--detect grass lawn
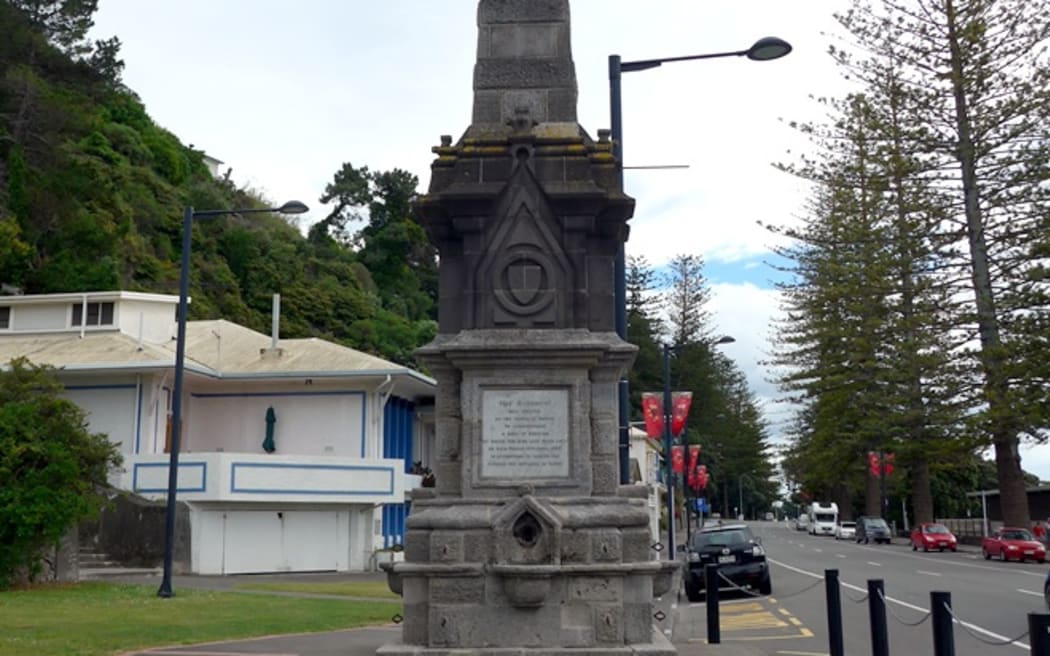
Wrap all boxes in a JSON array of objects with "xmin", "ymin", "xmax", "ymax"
[
  {"xmin": 233, "ymin": 579, "xmax": 399, "ymax": 599},
  {"xmin": 0, "ymin": 582, "xmax": 401, "ymax": 656}
]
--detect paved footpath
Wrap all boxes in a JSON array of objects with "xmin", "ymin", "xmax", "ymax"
[{"xmin": 107, "ymin": 571, "xmax": 768, "ymax": 656}]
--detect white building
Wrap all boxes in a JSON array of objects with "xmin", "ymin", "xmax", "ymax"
[{"xmin": 0, "ymin": 291, "xmax": 435, "ymax": 574}]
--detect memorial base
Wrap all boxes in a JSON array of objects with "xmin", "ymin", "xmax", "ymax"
[{"xmin": 376, "ymin": 629, "xmax": 677, "ymax": 656}]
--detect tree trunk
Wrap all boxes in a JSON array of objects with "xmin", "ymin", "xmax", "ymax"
[
  {"xmin": 911, "ymin": 460, "xmax": 934, "ymax": 524},
  {"xmin": 944, "ymin": 0, "xmax": 1030, "ymax": 527},
  {"xmin": 865, "ymin": 470, "xmax": 881, "ymax": 517}
]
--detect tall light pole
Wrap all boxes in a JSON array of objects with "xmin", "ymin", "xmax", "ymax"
[
  {"xmin": 157, "ymin": 200, "xmax": 308, "ymax": 598},
  {"xmin": 662, "ymin": 335, "xmax": 735, "ymax": 557},
  {"xmin": 610, "ymin": 37, "xmax": 793, "ymax": 485}
]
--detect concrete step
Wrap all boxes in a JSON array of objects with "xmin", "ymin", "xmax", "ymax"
[{"xmin": 79, "ymin": 566, "xmax": 162, "ymax": 580}]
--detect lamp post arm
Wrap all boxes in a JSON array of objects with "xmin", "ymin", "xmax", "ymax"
[{"xmin": 620, "ymin": 49, "xmax": 749, "ymax": 73}]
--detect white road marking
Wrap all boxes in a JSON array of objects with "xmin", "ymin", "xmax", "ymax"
[
  {"xmin": 867, "ymin": 561, "xmax": 882, "ymax": 567},
  {"xmin": 769, "ymin": 558, "xmax": 1031, "ymax": 650},
  {"xmin": 1017, "ymin": 589, "xmax": 1043, "ymax": 597},
  {"xmin": 917, "ymin": 570, "xmax": 941, "ymax": 577},
  {"xmin": 813, "ymin": 548, "xmax": 823, "ymax": 553},
  {"xmin": 835, "ymin": 554, "xmax": 846, "ymax": 559}
]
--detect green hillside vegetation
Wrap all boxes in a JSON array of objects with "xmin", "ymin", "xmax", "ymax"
[{"xmin": 0, "ymin": 0, "xmax": 436, "ymax": 365}]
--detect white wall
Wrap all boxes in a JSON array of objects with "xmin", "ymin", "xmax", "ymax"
[
  {"xmin": 11, "ymin": 304, "xmax": 68, "ymax": 331},
  {"xmin": 186, "ymin": 390, "xmax": 366, "ymax": 457},
  {"xmin": 65, "ymin": 382, "xmax": 141, "ymax": 457},
  {"xmin": 191, "ymin": 507, "xmax": 353, "ymax": 574},
  {"xmin": 116, "ymin": 300, "xmax": 176, "ymax": 344}
]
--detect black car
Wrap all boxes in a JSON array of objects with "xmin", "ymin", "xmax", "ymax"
[
  {"xmin": 683, "ymin": 524, "xmax": 771, "ymax": 602},
  {"xmin": 856, "ymin": 516, "xmax": 892, "ymax": 544}
]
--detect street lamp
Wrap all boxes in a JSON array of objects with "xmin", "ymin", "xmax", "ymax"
[
  {"xmin": 157, "ymin": 200, "xmax": 309, "ymax": 598},
  {"xmin": 662, "ymin": 335, "xmax": 735, "ymax": 558},
  {"xmin": 610, "ymin": 37, "xmax": 793, "ymax": 485}
]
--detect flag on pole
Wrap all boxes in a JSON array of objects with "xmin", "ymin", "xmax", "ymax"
[{"xmin": 641, "ymin": 392, "xmax": 663, "ymax": 438}]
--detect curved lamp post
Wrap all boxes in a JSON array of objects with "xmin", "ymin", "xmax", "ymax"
[
  {"xmin": 610, "ymin": 37, "xmax": 792, "ymax": 486},
  {"xmin": 157, "ymin": 200, "xmax": 309, "ymax": 598}
]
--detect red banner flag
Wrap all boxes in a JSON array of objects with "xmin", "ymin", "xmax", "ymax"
[
  {"xmin": 867, "ymin": 451, "xmax": 880, "ymax": 477},
  {"xmin": 641, "ymin": 392, "xmax": 663, "ymax": 438},
  {"xmin": 882, "ymin": 452, "xmax": 895, "ymax": 476},
  {"xmin": 686, "ymin": 445, "xmax": 701, "ymax": 487},
  {"xmin": 670, "ymin": 392, "xmax": 693, "ymax": 437},
  {"xmin": 868, "ymin": 451, "xmax": 895, "ymax": 477},
  {"xmin": 671, "ymin": 445, "xmax": 685, "ymax": 474},
  {"xmin": 695, "ymin": 464, "xmax": 708, "ymax": 491}
]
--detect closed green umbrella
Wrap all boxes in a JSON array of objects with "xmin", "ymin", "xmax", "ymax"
[{"xmin": 263, "ymin": 406, "xmax": 276, "ymax": 453}]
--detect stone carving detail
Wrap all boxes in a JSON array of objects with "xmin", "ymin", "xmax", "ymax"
[{"xmin": 479, "ymin": 167, "xmax": 571, "ymax": 328}]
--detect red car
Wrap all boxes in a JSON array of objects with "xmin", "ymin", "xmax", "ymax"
[
  {"xmin": 910, "ymin": 523, "xmax": 958, "ymax": 552},
  {"xmin": 981, "ymin": 527, "xmax": 1047, "ymax": 563}
]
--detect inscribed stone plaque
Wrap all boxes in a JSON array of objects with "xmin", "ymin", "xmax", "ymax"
[{"xmin": 481, "ymin": 389, "xmax": 569, "ymax": 478}]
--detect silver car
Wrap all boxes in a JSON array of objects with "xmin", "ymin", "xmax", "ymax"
[{"xmin": 835, "ymin": 521, "xmax": 856, "ymax": 540}]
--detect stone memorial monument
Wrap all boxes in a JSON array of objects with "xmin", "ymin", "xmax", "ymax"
[{"xmin": 379, "ymin": 1, "xmax": 678, "ymax": 654}]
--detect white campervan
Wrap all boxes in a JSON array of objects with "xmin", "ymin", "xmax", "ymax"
[{"xmin": 808, "ymin": 502, "xmax": 839, "ymax": 536}]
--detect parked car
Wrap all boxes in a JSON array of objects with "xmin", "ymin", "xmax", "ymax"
[
  {"xmin": 795, "ymin": 515, "xmax": 810, "ymax": 532},
  {"xmin": 835, "ymin": 521, "xmax": 856, "ymax": 541},
  {"xmin": 981, "ymin": 527, "xmax": 1046, "ymax": 563},
  {"xmin": 856, "ymin": 516, "xmax": 892, "ymax": 544},
  {"xmin": 910, "ymin": 523, "xmax": 958, "ymax": 552},
  {"xmin": 683, "ymin": 523, "xmax": 772, "ymax": 602}
]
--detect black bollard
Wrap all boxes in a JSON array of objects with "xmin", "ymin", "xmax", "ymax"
[
  {"xmin": 868, "ymin": 579, "xmax": 888, "ymax": 656},
  {"xmin": 930, "ymin": 591, "xmax": 954, "ymax": 656},
  {"xmin": 1030, "ymin": 614, "xmax": 1050, "ymax": 656},
  {"xmin": 825, "ymin": 569, "xmax": 844, "ymax": 656},
  {"xmin": 705, "ymin": 564, "xmax": 720, "ymax": 645}
]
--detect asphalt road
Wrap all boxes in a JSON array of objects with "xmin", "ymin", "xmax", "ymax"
[{"xmin": 673, "ymin": 521, "xmax": 1049, "ymax": 655}]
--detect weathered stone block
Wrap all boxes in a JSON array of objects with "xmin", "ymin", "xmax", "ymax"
[
  {"xmin": 404, "ymin": 531, "xmax": 430, "ymax": 562},
  {"xmin": 489, "ymin": 24, "xmax": 564, "ymax": 58},
  {"xmin": 478, "ymin": 0, "xmax": 569, "ymax": 24},
  {"xmin": 403, "ymin": 576, "xmax": 430, "ymax": 606},
  {"xmin": 594, "ymin": 603, "xmax": 625, "ymax": 644},
  {"xmin": 590, "ymin": 529, "xmax": 622, "ymax": 562},
  {"xmin": 463, "ymin": 530, "xmax": 492, "ymax": 562},
  {"xmin": 591, "ymin": 457, "xmax": 619, "ymax": 496},
  {"xmin": 560, "ymin": 529, "xmax": 589, "ymax": 563},
  {"xmin": 474, "ymin": 60, "xmax": 575, "ymax": 91},
  {"xmin": 430, "ymin": 532, "xmax": 465, "ymax": 563},
  {"xmin": 401, "ymin": 601, "xmax": 429, "ymax": 645},
  {"xmin": 622, "ymin": 529, "xmax": 651, "ymax": 564},
  {"xmin": 623, "ymin": 602, "xmax": 653, "ymax": 644},
  {"xmin": 430, "ymin": 576, "xmax": 485, "ymax": 603},
  {"xmin": 568, "ymin": 575, "xmax": 622, "ymax": 602}
]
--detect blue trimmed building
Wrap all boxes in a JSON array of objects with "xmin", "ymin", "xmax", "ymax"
[{"xmin": 0, "ymin": 291, "xmax": 435, "ymax": 573}]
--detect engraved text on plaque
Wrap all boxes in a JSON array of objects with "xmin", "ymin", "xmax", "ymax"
[{"xmin": 481, "ymin": 389, "xmax": 569, "ymax": 478}]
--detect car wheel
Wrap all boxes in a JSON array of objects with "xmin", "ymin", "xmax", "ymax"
[
  {"xmin": 1038, "ymin": 558, "xmax": 1045, "ymax": 564},
  {"xmin": 684, "ymin": 580, "xmax": 702, "ymax": 603},
  {"xmin": 912, "ymin": 544, "xmax": 917, "ymax": 551},
  {"xmin": 982, "ymin": 548, "xmax": 990, "ymax": 560},
  {"xmin": 923, "ymin": 545, "xmax": 929, "ymax": 552},
  {"xmin": 759, "ymin": 577, "xmax": 772, "ymax": 595},
  {"xmin": 950, "ymin": 547, "xmax": 957, "ymax": 552}
]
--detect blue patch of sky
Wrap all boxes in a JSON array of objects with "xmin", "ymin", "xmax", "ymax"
[{"xmin": 648, "ymin": 251, "xmax": 798, "ymax": 290}]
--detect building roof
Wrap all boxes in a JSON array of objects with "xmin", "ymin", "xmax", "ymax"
[{"xmin": 0, "ymin": 320, "xmax": 435, "ymax": 396}]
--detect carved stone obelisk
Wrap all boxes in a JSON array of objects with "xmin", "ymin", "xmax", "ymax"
[{"xmin": 378, "ymin": 1, "xmax": 678, "ymax": 654}]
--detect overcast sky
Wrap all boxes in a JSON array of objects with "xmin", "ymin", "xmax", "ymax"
[{"xmin": 89, "ymin": 0, "xmax": 1049, "ymax": 482}]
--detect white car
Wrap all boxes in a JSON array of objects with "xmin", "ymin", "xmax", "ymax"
[{"xmin": 835, "ymin": 521, "xmax": 857, "ymax": 541}]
